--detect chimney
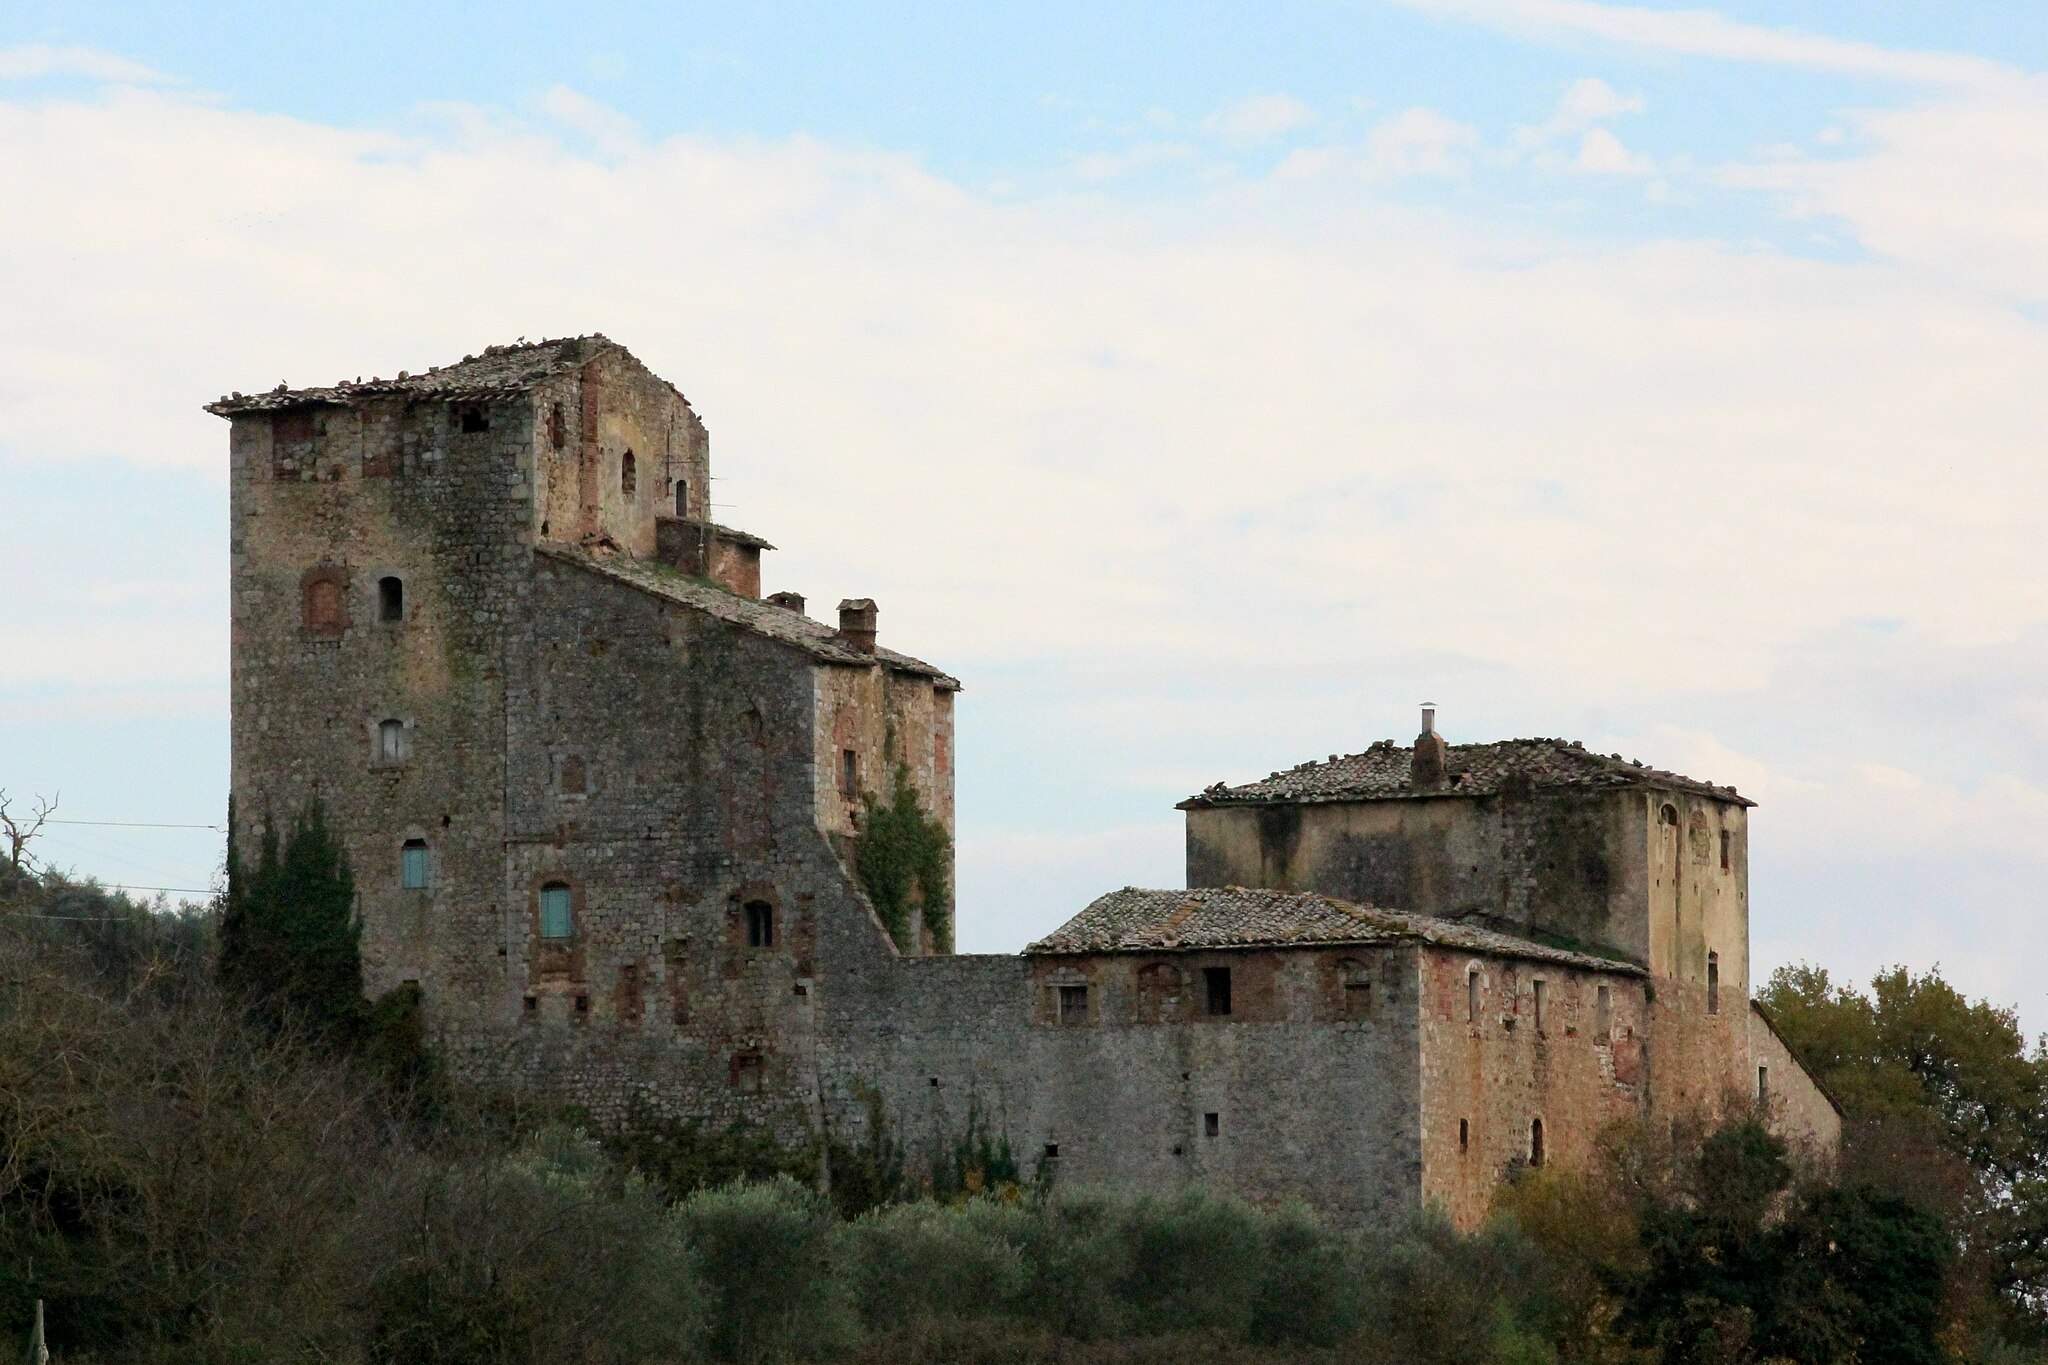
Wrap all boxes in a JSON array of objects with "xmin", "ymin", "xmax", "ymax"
[
  {"xmin": 837, "ymin": 598, "xmax": 877, "ymax": 654},
  {"xmin": 1410, "ymin": 702, "xmax": 1448, "ymax": 789},
  {"xmin": 766, "ymin": 590, "xmax": 806, "ymax": 615}
]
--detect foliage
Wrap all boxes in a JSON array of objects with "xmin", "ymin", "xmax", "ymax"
[
  {"xmin": 216, "ymin": 799, "xmax": 365, "ymax": 1045},
  {"xmin": 676, "ymin": 1176, "xmax": 858, "ymax": 1362},
  {"xmin": 603, "ymin": 1101, "xmax": 820, "ymax": 1202},
  {"xmin": 1760, "ymin": 962, "xmax": 2048, "ymax": 1342},
  {"xmin": 854, "ymin": 762, "xmax": 952, "ymax": 953}
]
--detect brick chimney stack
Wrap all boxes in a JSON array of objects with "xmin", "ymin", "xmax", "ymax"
[
  {"xmin": 766, "ymin": 591, "xmax": 806, "ymax": 615},
  {"xmin": 1410, "ymin": 703, "xmax": 1448, "ymax": 789},
  {"xmin": 837, "ymin": 598, "xmax": 877, "ymax": 654}
]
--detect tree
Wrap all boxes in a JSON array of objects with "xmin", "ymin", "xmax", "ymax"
[
  {"xmin": 217, "ymin": 800, "xmax": 366, "ymax": 1047},
  {"xmin": 0, "ymin": 790, "xmax": 55, "ymax": 874}
]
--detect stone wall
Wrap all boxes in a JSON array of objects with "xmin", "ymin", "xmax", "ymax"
[{"xmin": 1750, "ymin": 1002, "xmax": 1843, "ymax": 1158}]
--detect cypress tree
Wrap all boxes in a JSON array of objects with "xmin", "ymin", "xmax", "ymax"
[{"xmin": 217, "ymin": 800, "xmax": 365, "ymax": 1047}]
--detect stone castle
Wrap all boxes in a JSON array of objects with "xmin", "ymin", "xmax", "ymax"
[{"xmin": 214, "ymin": 336, "xmax": 1837, "ymax": 1228}]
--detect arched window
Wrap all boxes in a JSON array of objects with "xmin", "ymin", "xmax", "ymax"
[
  {"xmin": 378, "ymin": 718, "xmax": 407, "ymax": 764},
  {"xmin": 675, "ymin": 478, "xmax": 689, "ymax": 518},
  {"xmin": 400, "ymin": 839, "xmax": 428, "ymax": 889},
  {"xmin": 745, "ymin": 899, "xmax": 775, "ymax": 949},
  {"xmin": 621, "ymin": 449, "xmax": 637, "ymax": 496},
  {"xmin": 1467, "ymin": 967, "xmax": 1482, "ymax": 1024},
  {"xmin": 1660, "ymin": 802, "xmax": 1679, "ymax": 826},
  {"xmin": 1707, "ymin": 952, "xmax": 1720, "ymax": 1014},
  {"xmin": 1530, "ymin": 1118, "xmax": 1545, "ymax": 1167},
  {"xmin": 378, "ymin": 576, "xmax": 404, "ymax": 623},
  {"xmin": 540, "ymin": 882, "xmax": 574, "ymax": 939}
]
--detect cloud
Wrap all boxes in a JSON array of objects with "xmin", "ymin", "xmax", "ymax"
[
  {"xmin": 1385, "ymin": 0, "xmax": 2026, "ymax": 91},
  {"xmin": 1204, "ymin": 93, "xmax": 1316, "ymax": 143},
  {"xmin": 0, "ymin": 44, "xmax": 169, "ymax": 84},
  {"xmin": 1365, "ymin": 106, "xmax": 1481, "ymax": 175},
  {"xmin": 1512, "ymin": 77, "xmax": 1654, "ymax": 174},
  {"xmin": 1572, "ymin": 126, "xmax": 1654, "ymax": 174}
]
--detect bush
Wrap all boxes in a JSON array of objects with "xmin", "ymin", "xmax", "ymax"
[
  {"xmin": 847, "ymin": 1198, "xmax": 1026, "ymax": 1330},
  {"xmin": 678, "ymin": 1176, "xmax": 856, "ymax": 1362},
  {"xmin": 1250, "ymin": 1201, "xmax": 1366, "ymax": 1347},
  {"xmin": 1117, "ymin": 1189, "xmax": 1268, "ymax": 1338}
]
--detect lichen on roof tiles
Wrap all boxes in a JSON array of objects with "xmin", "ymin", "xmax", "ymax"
[
  {"xmin": 1179, "ymin": 737, "xmax": 1749, "ymax": 809},
  {"xmin": 1026, "ymin": 886, "xmax": 1642, "ymax": 973},
  {"xmin": 205, "ymin": 335, "xmax": 661, "ymax": 414}
]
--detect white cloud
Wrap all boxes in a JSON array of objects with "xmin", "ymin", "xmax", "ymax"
[
  {"xmin": 1365, "ymin": 106, "xmax": 1481, "ymax": 175},
  {"xmin": 1573, "ymin": 126, "xmax": 1655, "ymax": 174},
  {"xmin": 0, "ymin": 44, "xmax": 168, "ymax": 84},
  {"xmin": 1385, "ymin": 0, "xmax": 2026, "ymax": 92},
  {"xmin": 1514, "ymin": 76, "xmax": 1644, "ymax": 148},
  {"xmin": 1204, "ymin": 93, "xmax": 1316, "ymax": 143}
]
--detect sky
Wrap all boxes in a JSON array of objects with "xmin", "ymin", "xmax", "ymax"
[{"xmin": 5, "ymin": 1, "xmax": 2048, "ymax": 1028}]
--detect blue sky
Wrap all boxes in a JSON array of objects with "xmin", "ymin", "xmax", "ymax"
[{"xmin": 6, "ymin": 0, "xmax": 2048, "ymax": 1026}]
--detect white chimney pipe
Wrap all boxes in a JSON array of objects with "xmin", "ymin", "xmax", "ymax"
[{"xmin": 1421, "ymin": 704, "xmax": 1437, "ymax": 735}]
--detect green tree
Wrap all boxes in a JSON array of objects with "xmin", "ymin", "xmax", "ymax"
[{"xmin": 217, "ymin": 800, "xmax": 365, "ymax": 1047}]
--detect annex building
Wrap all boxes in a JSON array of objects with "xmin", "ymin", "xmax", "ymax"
[{"xmin": 214, "ymin": 336, "xmax": 1838, "ymax": 1229}]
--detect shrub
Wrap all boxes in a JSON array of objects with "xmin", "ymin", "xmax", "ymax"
[
  {"xmin": 678, "ymin": 1176, "xmax": 855, "ymax": 1362},
  {"xmin": 847, "ymin": 1198, "xmax": 1026, "ymax": 1330},
  {"xmin": 1249, "ymin": 1202, "xmax": 1365, "ymax": 1347},
  {"xmin": 1116, "ymin": 1189, "xmax": 1267, "ymax": 1337}
]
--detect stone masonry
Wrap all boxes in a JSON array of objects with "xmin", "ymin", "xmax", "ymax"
[{"xmin": 216, "ymin": 337, "xmax": 1837, "ymax": 1231}]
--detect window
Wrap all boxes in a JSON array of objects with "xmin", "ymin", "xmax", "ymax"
[
  {"xmin": 1596, "ymin": 984, "xmax": 1612, "ymax": 1041},
  {"xmin": 378, "ymin": 719, "xmax": 407, "ymax": 764},
  {"xmin": 1530, "ymin": 1118, "xmax": 1545, "ymax": 1167},
  {"xmin": 621, "ymin": 449, "xmax": 636, "ymax": 496},
  {"xmin": 1707, "ymin": 953, "xmax": 1720, "ymax": 1014},
  {"xmin": 745, "ymin": 899, "xmax": 775, "ymax": 949},
  {"xmin": 1044, "ymin": 1143, "xmax": 1059, "ymax": 1160},
  {"xmin": 539, "ymin": 882, "xmax": 573, "ymax": 939},
  {"xmin": 1758, "ymin": 1065, "xmax": 1770, "ymax": 1101},
  {"xmin": 303, "ymin": 573, "xmax": 346, "ymax": 636},
  {"xmin": 560, "ymin": 754, "xmax": 587, "ymax": 796},
  {"xmin": 548, "ymin": 402, "xmax": 566, "ymax": 450},
  {"xmin": 1720, "ymin": 829, "xmax": 1731, "ymax": 871},
  {"xmin": 400, "ymin": 839, "xmax": 428, "ymax": 890},
  {"xmin": 675, "ymin": 479, "xmax": 690, "ymax": 518},
  {"xmin": 1058, "ymin": 983, "xmax": 1089, "ymax": 1023},
  {"xmin": 378, "ymin": 576, "xmax": 404, "ymax": 623},
  {"xmin": 1660, "ymin": 802, "xmax": 1679, "ymax": 826},
  {"xmin": 1203, "ymin": 966, "xmax": 1233, "ymax": 1017},
  {"xmin": 1204, "ymin": 1112, "xmax": 1220, "ymax": 1137},
  {"xmin": 839, "ymin": 748, "xmax": 859, "ymax": 800},
  {"xmin": 1338, "ymin": 958, "xmax": 1373, "ymax": 1019},
  {"xmin": 1467, "ymin": 968, "xmax": 1482, "ymax": 1024},
  {"xmin": 458, "ymin": 404, "xmax": 489, "ymax": 433},
  {"xmin": 1533, "ymin": 979, "xmax": 1549, "ymax": 1033},
  {"xmin": 1459, "ymin": 1119, "xmax": 1469, "ymax": 1154},
  {"xmin": 734, "ymin": 1052, "xmax": 763, "ymax": 1093}
]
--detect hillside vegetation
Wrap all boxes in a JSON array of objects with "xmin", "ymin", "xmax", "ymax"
[{"xmin": 2, "ymin": 820, "xmax": 2043, "ymax": 1363}]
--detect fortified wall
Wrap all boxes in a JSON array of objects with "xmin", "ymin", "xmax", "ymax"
[{"xmin": 216, "ymin": 336, "xmax": 1838, "ymax": 1230}]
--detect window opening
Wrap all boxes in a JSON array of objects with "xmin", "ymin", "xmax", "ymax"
[
  {"xmin": 378, "ymin": 719, "xmax": 406, "ymax": 764},
  {"xmin": 548, "ymin": 402, "xmax": 566, "ymax": 449},
  {"xmin": 839, "ymin": 748, "xmax": 859, "ymax": 799},
  {"xmin": 1661, "ymin": 802, "xmax": 1679, "ymax": 826},
  {"xmin": 400, "ymin": 839, "xmax": 428, "ymax": 890},
  {"xmin": 458, "ymin": 404, "xmax": 489, "ymax": 433},
  {"xmin": 745, "ymin": 899, "xmax": 776, "ymax": 949},
  {"xmin": 621, "ymin": 449, "xmax": 636, "ymax": 496},
  {"xmin": 1338, "ymin": 958, "xmax": 1372, "ymax": 1018},
  {"xmin": 1467, "ymin": 968, "xmax": 1482, "ymax": 1024},
  {"xmin": 1044, "ymin": 1143, "xmax": 1059, "ymax": 1160},
  {"xmin": 1203, "ymin": 966, "xmax": 1233, "ymax": 1016},
  {"xmin": 523, "ymin": 994, "xmax": 537, "ymax": 1013},
  {"xmin": 377, "ymin": 576, "xmax": 404, "ymax": 623},
  {"xmin": 734, "ymin": 1052, "xmax": 763, "ymax": 1093},
  {"xmin": 1707, "ymin": 953, "xmax": 1720, "ymax": 1014},
  {"xmin": 1758, "ymin": 1065, "xmax": 1769, "ymax": 1100},
  {"xmin": 574, "ymin": 993, "xmax": 589, "ymax": 1015},
  {"xmin": 304, "ymin": 576, "xmax": 345, "ymax": 634},
  {"xmin": 1204, "ymin": 1112, "xmax": 1220, "ymax": 1138},
  {"xmin": 1459, "ymin": 1119, "xmax": 1469, "ymax": 1154},
  {"xmin": 539, "ymin": 882, "xmax": 573, "ymax": 939},
  {"xmin": 675, "ymin": 479, "xmax": 690, "ymax": 518},
  {"xmin": 1058, "ymin": 983, "xmax": 1089, "ymax": 1023},
  {"xmin": 1596, "ymin": 984, "xmax": 1612, "ymax": 1041},
  {"xmin": 1530, "ymin": 1119, "xmax": 1545, "ymax": 1167},
  {"xmin": 560, "ymin": 754, "xmax": 587, "ymax": 796},
  {"xmin": 1533, "ymin": 978, "xmax": 1548, "ymax": 1033},
  {"xmin": 1720, "ymin": 829, "xmax": 1732, "ymax": 871}
]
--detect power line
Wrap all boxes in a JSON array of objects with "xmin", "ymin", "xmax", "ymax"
[{"xmin": 46, "ymin": 819, "xmax": 225, "ymax": 832}]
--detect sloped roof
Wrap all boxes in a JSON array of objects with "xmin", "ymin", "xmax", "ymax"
[
  {"xmin": 1181, "ymin": 737, "xmax": 1750, "ymax": 809},
  {"xmin": 205, "ymin": 335, "xmax": 653, "ymax": 415},
  {"xmin": 540, "ymin": 544, "xmax": 959, "ymax": 688},
  {"xmin": 1027, "ymin": 886, "xmax": 1642, "ymax": 973}
]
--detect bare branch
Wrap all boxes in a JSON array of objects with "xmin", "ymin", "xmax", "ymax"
[{"xmin": 0, "ymin": 790, "xmax": 57, "ymax": 874}]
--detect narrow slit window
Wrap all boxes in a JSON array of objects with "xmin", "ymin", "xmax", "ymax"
[
  {"xmin": 1533, "ymin": 978, "xmax": 1548, "ymax": 1033},
  {"xmin": 377, "ymin": 576, "xmax": 404, "ymax": 623},
  {"xmin": 1459, "ymin": 1119, "xmax": 1469, "ymax": 1154},
  {"xmin": 1530, "ymin": 1118, "xmax": 1545, "ymax": 1167},
  {"xmin": 621, "ymin": 449, "xmax": 637, "ymax": 496},
  {"xmin": 1596, "ymin": 984, "xmax": 1612, "ymax": 1041},
  {"xmin": 839, "ymin": 748, "xmax": 859, "ymax": 799},
  {"xmin": 1758, "ymin": 1065, "xmax": 1769, "ymax": 1100},
  {"xmin": 539, "ymin": 882, "xmax": 573, "ymax": 939},
  {"xmin": 1204, "ymin": 1112, "xmax": 1220, "ymax": 1138},
  {"xmin": 1707, "ymin": 953, "xmax": 1720, "ymax": 1014},
  {"xmin": 1058, "ymin": 983, "xmax": 1089, "ymax": 1023},
  {"xmin": 1203, "ymin": 966, "xmax": 1233, "ymax": 1017},
  {"xmin": 675, "ymin": 478, "xmax": 690, "ymax": 518},
  {"xmin": 1467, "ymin": 968, "xmax": 1482, "ymax": 1024},
  {"xmin": 400, "ymin": 839, "xmax": 428, "ymax": 889},
  {"xmin": 1720, "ymin": 829, "xmax": 1732, "ymax": 871},
  {"xmin": 745, "ymin": 899, "xmax": 775, "ymax": 949}
]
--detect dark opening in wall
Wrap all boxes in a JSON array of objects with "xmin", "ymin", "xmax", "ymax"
[
  {"xmin": 523, "ymin": 995, "xmax": 537, "ymax": 1014},
  {"xmin": 1596, "ymin": 983, "xmax": 1612, "ymax": 1041},
  {"xmin": 1058, "ymin": 983, "xmax": 1089, "ymax": 1023},
  {"xmin": 1459, "ymin": 1119, "xmax": 1469, "ymax": 1154},
  {"xmin": 1533, "ymin": 978, "xmax": 1548, "ymax": 1033},
  {"xmin": 1204, "ymin": 1112, "xmax": 1220, "ymax": 1138},
  {"xmin": 574, "ymin": 993, "xmax": 589, "ymax": 1015},
  {"xmin": 458, "ymin": 404, "xmax": 489, "ymax": 433},
  {"xmin": 1203, "ymin": 966, "xmax": 1232, "ymax": 1017},
  {"xmin": 1707, "ymin": 952, "xmax": 1720, "ymax": 1014},
  {"xmin": 1720, "ymin": 829, "xmax": 1732, "ymax": 871},
  {"xmin": 675, "ymin": 479, "xmax": 690, "ymax": 518},
  {"xmin": 1759, "ymin": 1065, "xmax": 1769, "ymax": 1100},
  {"xmin": 839, "ymin": 748, "xmax": 859, "ymax": 799},
  {"xmin": 745, "ymin": 900, "xmax": 776, "ymax": 949},
  {"xmin": 1044, "ymin": 1143, "xmax": 1059, "ymax": 1160},
  {"xmin": 378, "ymin": 576, "xmax": 404, "ymax": 623},
  {"xmin": 621, "ymin": 449, "xmax": 636, "ymax": 496},
  {"xmin": 1467, "ymin": 968, "xmax": 1482, "ymax": 1024},
  {"xmin": 1661, "ymin": 802, "xmax": 1679, "ymax": 826},
  {"xmin": 1530, "ymin": 1118, "xmax": 1545, "ymax": 1167}
]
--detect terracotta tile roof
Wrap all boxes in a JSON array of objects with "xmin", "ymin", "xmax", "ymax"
[
  {"xmin": 540, "ymin": 544, "xmax": 959, "ymax": 688},
  {"xmin": 1180, "ymin": 738, "xmax": 1750, "ymax": 809},
  {"xmin": 1026, "ymin": 886, "xmax": 1642, "ymax": 973},
  {"xmin": 205, "ymin": 335, "xmax": 654, "ymax": 415}
]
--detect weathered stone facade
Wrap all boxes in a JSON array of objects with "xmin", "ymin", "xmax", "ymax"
[{"xmin": 217, "ymin": 337, "xmax": 1836, "ymax": 1232}]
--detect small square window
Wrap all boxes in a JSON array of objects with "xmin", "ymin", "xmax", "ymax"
[
  {"xmin": 1204, "ymin": 1112, "xmax": 1220, "ymax": 1137},
  {"xmin": 1058, "ymin": 983, "xmax": 1089, "ymax": 1023}
]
